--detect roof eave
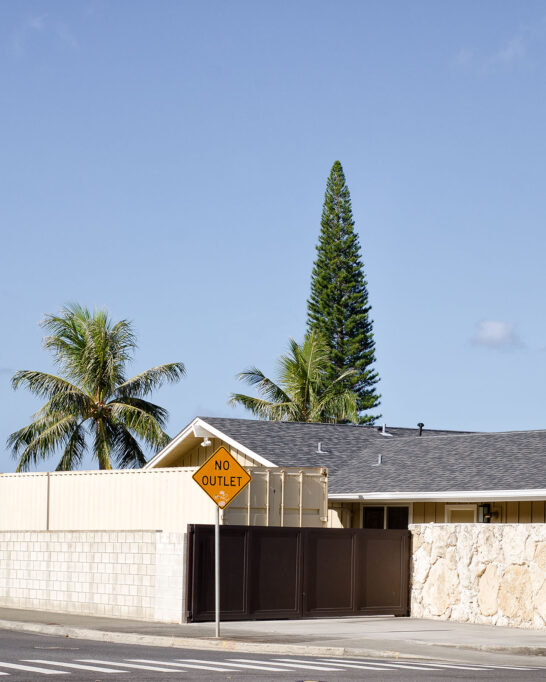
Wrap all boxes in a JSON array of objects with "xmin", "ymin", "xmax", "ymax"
[
  {"xmin": 328, "ymin": 489, "xmax": 546, "ymax": 502},
  {"xmin": 144, "ymin": 417, "xmax": 277, "ymax": 469}
]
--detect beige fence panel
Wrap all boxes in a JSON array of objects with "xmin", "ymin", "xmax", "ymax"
[
  {"xmin": 0, "ymin": 467, "xmax": 327, "ymax": 532},
  {"xmin": 0, "ymin": 473, "xmax": 48, "ymax": 530},
  {"xmin": 224, "ymin": 468, "xmax": 328, "ymax": 527},
  {"xmin": 48, "ymin": 468, "xmax": 216, "ymax": 532}
]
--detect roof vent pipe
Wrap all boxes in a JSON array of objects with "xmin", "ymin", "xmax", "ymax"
[
  {"xmin": 378, "ymin": 423, "xmax": 393, "ymax": 437},
  {"xmin": 417, "ymin": 423, "xmax": 424, "ymax": 437},
  {"xmin": 316, "ymin": 442, "xmax": 328, "ymax": 454}
]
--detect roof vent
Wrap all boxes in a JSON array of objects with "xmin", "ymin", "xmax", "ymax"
[
  {"xmin": 372, "ymin": 454, "xmax": 382, "ymax": 466},
  {"xmin": 316, "ymin": 442, "xmax": 328, "ymax": 454},
  {"xmin": 417, "ymin": 422, "xmax": 424, "ymax": 437},
  {"xmin": 378, "ymin": 423, "xmax": 393, "ymax": 437}
]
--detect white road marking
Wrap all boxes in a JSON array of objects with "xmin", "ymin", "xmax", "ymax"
[
  {"xmin": 24, "ymin": 659, "xmax": 128, "ymax": 673},
  {"xmin": 320, "ymin": 657, "xmax": 494, "ymax": 672},
  {"xmin": 78, "ymin": 659, "xmax": 180, "ymax": 672},
  {"xmin": 129, "ymin": 658, "xmax": 232, "ymax": 672},
  {"xmin": 279, "ymin": 656, "xmax": 445, "ymax": 672},
  {"xmin": 320, "ymin": 657, "xmax": 543, "ymax": 672},
  {"xmin": 230, "ymin": 657, "xmax": 345, "ymax": 671},
  {"xmin": 0, "ymin": 662, "xmax": 69, "ymax": 675},
  {"xmin": 176, "ymin": 657, "xmax": 295, "ymax": 672}
]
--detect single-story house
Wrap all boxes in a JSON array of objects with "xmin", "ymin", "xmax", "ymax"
[{"xmin": 145, "ymin": 417, "xmax": 546, "ymax": 528}]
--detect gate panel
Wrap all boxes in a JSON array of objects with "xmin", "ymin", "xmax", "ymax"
[
  {"xmin": 187, "ymin": 525, "xmax": 409, "ymax": 622},
  {"xmin": 355, "ymin": 529, "xmax": 409, "ymax": 615},
  {"xmin": 189, "ymin": 525, "xmax": 248, "ymax": 621},
  {"xmin": 303, "ymin": 529, "xmax": 355, "ymax": 617},
  {"xmin": 248, "ymin": 527, "xmax": 302, "ymax": 618}
]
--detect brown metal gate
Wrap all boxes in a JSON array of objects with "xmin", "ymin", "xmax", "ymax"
[{"xmin": 186, "ymin": 525, "xmax": 409, "ymax": 622}]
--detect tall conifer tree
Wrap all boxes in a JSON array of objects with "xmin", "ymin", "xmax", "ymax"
[{"xmin": 307, "ymin": 161, "xmax": 380, "ymax": 423}]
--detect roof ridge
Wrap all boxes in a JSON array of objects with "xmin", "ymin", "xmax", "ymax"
[
  {"xmin": 199, "ymin": 417, "xmax": 472, "ymax": 432},
  {"xmin": 396, "ymin": 428, "xmax": 546, "ymax": 442}
]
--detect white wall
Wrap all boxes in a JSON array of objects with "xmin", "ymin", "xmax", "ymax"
[{"xmin": 0, "ymin": 531, "xmax": 185, "ymax": 623}]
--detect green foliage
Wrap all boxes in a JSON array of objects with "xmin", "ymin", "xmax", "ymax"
[
  {"xmin": 7, "ymin": 304, "xmax": 185, "ymax": 471},
  {"xmin": 230, "ymin": 331, "xmax": 358, "ymax": 423},
  {"xmin": 307, "ymin": 161, "xmax": 380, "ymax": 423}
]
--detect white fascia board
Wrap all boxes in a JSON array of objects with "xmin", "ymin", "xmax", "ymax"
[
  {"xmin": 198, "ymin": 419, "xmax": 277, "ymax": 468},
  {"xmin": 328, "ymin": 489, "xmax": 546, "ymax": 503},
  {"xmin": 143, "ymin": 417, "xmax": 277, "ymax": 469}
]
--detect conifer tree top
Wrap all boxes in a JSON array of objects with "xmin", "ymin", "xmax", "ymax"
[{"xmin": 307, "ymin": 161, "xmax": 380, "ymax": 424}]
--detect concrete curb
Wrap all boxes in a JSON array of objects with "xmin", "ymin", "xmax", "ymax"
[
  {"xmin": 1, "ymin": 618, "xmax": 545, "ymax": 661},
  {"xmin": 411, "ymin": 639, "xmax": 546, "ymax": 658},
  {"xmin": 0, "ymin": 619, "xmax": 441, "ymax": 662}
]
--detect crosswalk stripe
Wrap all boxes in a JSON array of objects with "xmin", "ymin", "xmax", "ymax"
[
  {"xmin": 0, "ymin": 662, "xmax": 69, "ymax": 675},
  {"xmin": 319, "ymin": 657, "xmax": 493, "ymax": 672},
  {"xmin": 129, "ymin": 659, "xmax": 232, "ymax": 672},
  {"xmin": 318, "ymin": 660, "xmax": 422, "ymax": 671},
  {"xmin": 24, "ymin": 659, "xmax": 128, "ymax": 673},
  {"xmin": 320, "ymin": 657, "xmax": 542, "ymax": 672},
  {"xmin": 175, "ymin": 658, "xmax": 295, "ymax": 672},
  {"xmin": 280, "ymin": 657, "xmax": 444, "ymax": 672},
  {"xmin": 230, "ymin": 657, "xmax": 345, "ymax": 671},
  {"xmin": 486, "ymin": 664, "xmax": 544, "ymax": 670},
  {"xmin": 382, "ymin": 661, "xmax": 499, "ymax": 671},
  {"xmin": 78, "ymin": 659, "xmax": 181, "ymax": 672}
]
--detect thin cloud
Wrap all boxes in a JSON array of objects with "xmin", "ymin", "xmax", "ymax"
[
  {"xmin": 454, "ymin": 28, "xmax": 530, "ymax": 73},
  {"xmin": 471, "ymin": 320, "xmax": 523, "ymax": 350},
  {"xmin": 9, "ymin": 14, "xmax": 78, "ymax": 56},
  {"xmin": 10, "ymin": 14, "xmax": 46, "ymax": 56}
]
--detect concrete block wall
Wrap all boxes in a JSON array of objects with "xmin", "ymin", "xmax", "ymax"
[
  {"xmin": 0, "ymin": 531, "xmax": 185, "ymax": 623},
  {"xmin": 410, "ymin": 523, "xmax": 546, "ymax": 629}
]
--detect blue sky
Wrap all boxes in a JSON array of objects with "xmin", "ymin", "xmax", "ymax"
[{"xmin": 1, "ymin": 1, "xmax": 546, "ymax": 471}]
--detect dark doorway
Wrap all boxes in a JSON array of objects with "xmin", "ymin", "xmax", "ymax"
[{"xmin": 186, "ymin": 525, "xmax": 410, "ymax": 622}]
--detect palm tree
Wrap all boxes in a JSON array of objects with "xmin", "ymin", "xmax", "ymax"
[
  {"xmin": 8, "ymin": 304, "xmax": 185, "ymax": 471},
  {"xmin": 229, "ymin": 331, "xmax": 358, "ymax": 423}
]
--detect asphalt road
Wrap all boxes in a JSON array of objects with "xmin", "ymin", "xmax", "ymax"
[{"xmin": 0, "ymin": 630, "xmax": 544, "ymax": 682}]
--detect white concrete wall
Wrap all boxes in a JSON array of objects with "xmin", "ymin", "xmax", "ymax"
[
  {"xmin": 410, "ymin": 523, "xmax": 546, "ymax": 629},
  {"xmin": 0, "ymin": 531, "xmax": 185, "ymax": 623}
]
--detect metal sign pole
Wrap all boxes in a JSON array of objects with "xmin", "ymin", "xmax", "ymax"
[{"xmin": 215, "ymin": 504, "xmax": 220, "ymax": 638}]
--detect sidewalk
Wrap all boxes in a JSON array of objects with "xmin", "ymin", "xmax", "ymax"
[{"xmin": 0, "ymin": 607, "xmax": 545, "ymax": 667}]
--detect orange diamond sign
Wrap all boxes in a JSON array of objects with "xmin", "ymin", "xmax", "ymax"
[{"xmin": 192, "ymin": 446, "xmax": 252, "ymax": 509}]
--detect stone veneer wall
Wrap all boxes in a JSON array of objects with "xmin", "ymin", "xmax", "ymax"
[
  {"xmin": 0, "ymin": 531, "xmax": 185, "ymax": 623},
  {"xmin": 410, "ymin": 524, "xmax": 546, "ymax": 629}
]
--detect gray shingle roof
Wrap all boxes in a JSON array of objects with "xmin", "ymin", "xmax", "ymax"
[
  {"xmin": 199, "ymin": 417, "xmax": 546, "ymax": 494},
  {"xmin": 328, "ymin": 429, "xmax": 546, "ymax": 494}
]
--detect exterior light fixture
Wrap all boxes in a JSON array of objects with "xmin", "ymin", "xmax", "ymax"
[{"xmin": 478, "ymin": 503, "xmax": 497, "ymax": 523}]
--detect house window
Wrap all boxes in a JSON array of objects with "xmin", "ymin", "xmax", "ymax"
[
  {"xmin": 362, "ymin": 505, "xmax": 410, "ymax": 529},
  {"xmin": 363, "ymin": 506, "xmax": 384, "ymax": 529},
  {"xmin": 445, "ymin": 504, "xmax": 477, "ymax": 523}
]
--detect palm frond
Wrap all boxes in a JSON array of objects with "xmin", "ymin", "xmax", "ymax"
[
  {"xmin": 10, "ymin": 415, "xmax": 80, "ymax": 472},
  {"xmin": 229, "ymin": 393, "xmax": 298, "ymax": 421},
  {"xmin": 116, "ymin": 363, "xmax": 186, "ymax": 398},
  {"xmin": 108, "ymin": 396, "xmax": 169, "ymax": 427},
  {"xmin": 112, "ymin": 427, "xmax": 147, "ymax": 469},
  {"xmin": 11, "ymin": 371, "xmax": 87, "ymax": 400},
  {"xmin": 109, "ymin": 401, "xmax": 171, "ymax": 449},
  {"xmin": 235, "ymin": 368, "xmax": 291, "ymax": 406},
  {"xmin": 55, "ymin": 423, "xmax": 87, "ymax": 471},
  {"xmin": 232, "ymin": 330, "xmax": 358, "ymax": 424}
]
